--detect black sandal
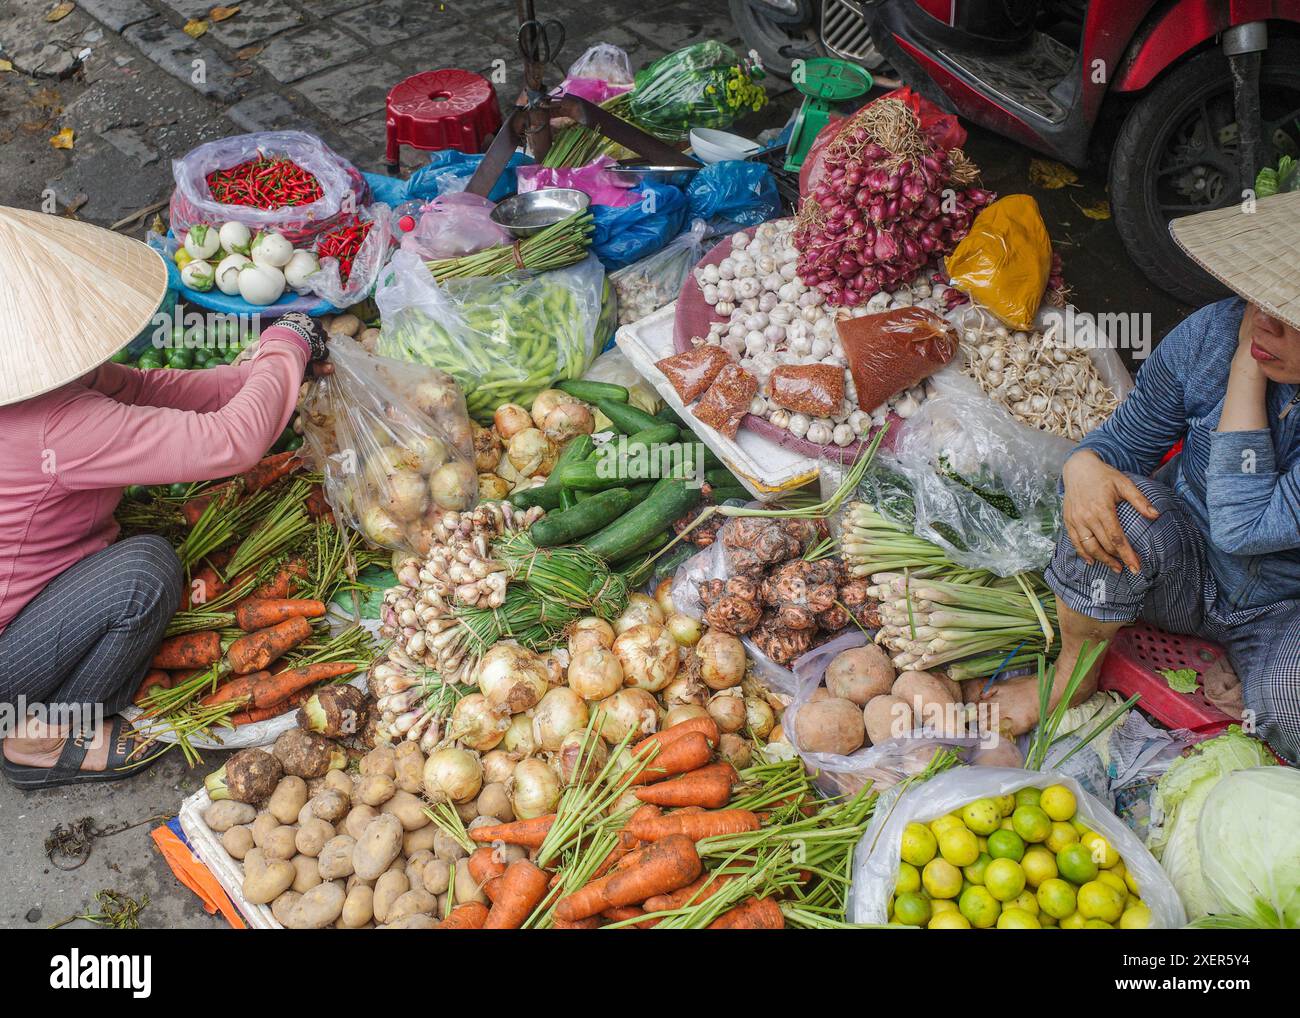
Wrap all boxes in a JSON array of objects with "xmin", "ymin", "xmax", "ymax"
[{"xmin": 1, "ymin": 717, "xmax": 160, "ymax": 791}]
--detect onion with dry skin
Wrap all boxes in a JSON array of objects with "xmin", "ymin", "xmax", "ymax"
[
  {"xmin": 502, "ymin": 713, "xmax": 537, "ymax": 756},
  {"xmin": 555, "ymin": 729, "xmax": 607, "ymax": 784},
  {"xmin": 566, "ymin": 646, "xmax": 624, "ymax": 700},
  {"xmin": 448, "ymin": 693, "xmax": 507, "ymax": 752},
  {"xmin": 613, "ymin": 624, "xmax": 678, "ymax": 692},
  {"xmin": 664, "ymin": 704, "xmax": 710, "ymax": 728},
  {"xmin": 531, "ymin": 687, "xmax": 589, "ymax": 752},
  {"xmin": 744, "ymin": 697, "xmax": 775, "ymax": 739},
  {"xmin": 654, "ymin": 578, "xmax": 675, "ymax": 616},
  {"xmin": 476, "ymin": 642, "xmax": 549, "ymax": 715},
  {"xmin": 568, "ymin": 617, "xmax": 615, "ymax": 655},
  {"xmin": 480, "ymin": 749, "xmax": 518, "ymax": 785},
  {"xmin": 707, "ymin": 689, "xmax": 747, "ymax": 733},
  {"xmin": 664, "ymin": 613, "xmax": 703, "ymax": 647},
  {"xmin": 530, "ymin": 389, "xmax": 576, "ymax": 429},
  {"xmin": 507, "ymin": 429, "xmax": 558, "ymax": 476},
  {"xmin": 695, "ymin": 631, "xmax": 746, "ymax": 690},
  {"xmin": 423, "ymin": 747, "xmax": 482, "ymax": 804},
  {"xmin": 543, "ymin": 402, "xmax": 594, "ymax": 443},
  {"xmin": 494, "ymin": 403, "xmax": 532, "ymax": 440},
  {"xmin": 509, "ymin": 757, "xmax": 560, "ymax": 819},
  {"xmin": 615, "ymin": 593, "xmax": 664, "ymax": 634},
  {"xmin": 596, "ymin": 688, "xmax": 659, "ymax": 743},
  {"xmin": 428, "ymin": 461, "xmax": 476, "ymax": 511}
]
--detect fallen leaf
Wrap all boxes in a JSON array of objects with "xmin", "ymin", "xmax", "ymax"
[
  {"xmin": 1159, "ymin": 667, "xmax": 1198, "ymax": 694},
  {"xmin": 183, "ymin": 18, "xmax": 208, "ymax": 37},
  {"xmin": 62, "ymin": 193, "xmax": 88, "ymax": 216},
  {"xmin": 149, "ymin": 213, "xmax": 167, "ymax": 235},
  {"xmin": 0, "ymin": 59, "xmax": 13, "ymax": 72},
  {"xmin": 209, "ymin": 5, "xmax": 240, "ymax": 21},
  {"xmin": 31, "ymin": 88, "xmax": 63, "ymax": 109},
  {"xmin": 232, "ymin": 65, "xmax": 254, "ymax": 78},
  {"xmin": 46, "ymin": 1, "xmax": 75, "ymax": 22},
  {"xmin": 235, "ymin": 44, "xmax": 262, "ymax": 60},
  {"xmin": 49, "ymin": 126, "xmax": 75, "ymax": 149},
  {"xmin": 1075, "ymin": 198, "xmax": 1111, "ymax": 220},
  {"xmin": 1028, "ymin": 158, "xmax": 1079, "ymax": 190}
]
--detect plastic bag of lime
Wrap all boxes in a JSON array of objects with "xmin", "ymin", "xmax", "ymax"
[{"xmin": 850, "ymin": 768, "xmax": 1186, "ymax": 928}]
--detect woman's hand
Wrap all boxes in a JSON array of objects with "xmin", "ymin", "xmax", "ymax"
[{"xmin": 1061, "ymin": 450, "xmax": 1159, "ymax": 574}]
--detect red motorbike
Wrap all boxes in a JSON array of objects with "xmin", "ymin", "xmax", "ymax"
[{"xmin": 732, "ymin": 0, "xmax": 1300, "ymax": 304}]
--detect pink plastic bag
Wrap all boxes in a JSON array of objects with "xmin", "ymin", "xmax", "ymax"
[
  {"xmin": 555, "ymin": 77, "xmax": 632, "ymax": 104},
  {"xmin": 515, "ymin": 156, "xmax": 638, "ymax": 208},
  {"xmin": 398, "ymin": 193, "xmax": 511, "ymax": 261}
]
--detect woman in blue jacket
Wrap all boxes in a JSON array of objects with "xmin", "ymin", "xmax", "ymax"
[{"xmin": 983, "ymin": 194, "xmax": 1300, "ymax": 764}]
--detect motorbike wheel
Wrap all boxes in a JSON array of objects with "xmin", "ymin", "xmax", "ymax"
[
  {"xmin": 1110, "ymin": 40, "xmax": 1300, "ymax": 306},
  {"xmin": 729, "ymin": 0, "xmax": 824, "ymax": 80}
]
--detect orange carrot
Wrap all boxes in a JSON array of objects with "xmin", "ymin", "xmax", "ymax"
[
  {"xmin": 483, "ymin": 876, "xmax": 503, "ymax": 903},
  {"xmin": 234, "ymin": 597, "xmax": 327, "ymax": 631},
  {"xmin": 226, "ymin": 616, "xmax": 314, "ymax": 674},
  {"xmin": 553, "ymin": 915, "xmax": 602, "ymax": 929},
  {"xmin": 555, "ymin": 834, "xmax": 701, "ymax": 921},
  {"xmin": 468, "ymin": 815, "xmax": 556, "ymax": 849},
  {"xmin": 202, "ymin": 661, "xmax": 358, "ymax": 709},
  {"xmin": 708, "ymin": 896, "xmax": 784, "ymax": 929},
  {"xmin": 634, "ymin": 716, "xmax": 719, "ymax": 757},
  {"xmin": 601, "ymin": 905, "xmax": 656, "ymax": 928},
  {"xmin": 467, "ymin": 846, "xmax": 507, "ymax": 888},
  {"xmin": 133, "ymin": 669, "xmax": 172, "ymax": 707},
  {"xmin": 151, "ymin": 630, "xmax": 222, "ymax": 670},
  {"xmin": 435, "ymin": 901, "xmax": 489, "ymax": 930},
  {"xmin": 250, "ymin": 558, "xmax": 310, "ymax": 600},
  {"xmin": 305, "ymin": 483, "xmax": 332, "ymax": 520},
  {"xmin": 181, "ymin": 484, "xmax": 235, "ymax": 528},
  {"xmin": 635, "ymin": 762, "xmax": 737, "ymax": 808},
  {"xmin": 643, "ymin": 871, "xmax": 735, "ymax": 913},
  {"xmin": 229, "ymin": 688, "xmax": 313, "ymax": 726},
  {"xmin": 631, "ymin": 731, "xmax": 713, "ymax": 785},
  {"xmin": 240, "ymin": 450, "xmax": 300, "ymax": 494},
  {"xmin": 626, "ymin": 808, "xmax": 760, "ymax": 843},
  {"xmin": 483, "ymin": 860, "xmax": 550, "ymax": 929},
  {"xmin": 587, "ymin": 805, "xmax": 659, "ymax": 882},
  {"xmin": 180, "ymin": 565, "xmax": 229, "ymax": 611}
]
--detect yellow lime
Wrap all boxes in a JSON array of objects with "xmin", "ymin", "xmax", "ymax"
[
  {"xmin": 1009, "ymin": 890, "xmax": 1040, "ymax": 916},
  {"xmin": 1124, "ymin": 869, "xmax": 1141, "ymax": 896},
  {"xmin": 960, "ymin": 798, "xmax": 1002, "ymax": 835},
  {"xmin": 893, "ymin": 891, "xmax": 932, "ymax": 926},
  {"xmin": 1070, "ymin": 817, "xmax": 1092, "ymax": 836},
  {"xmin": 931, "ymin": 898, "xmax": 958, "ymax": 915},
  {"xmin": 999, "ymin": 817, "xmax": 1016, "ymax": 831},
  {"xmin": 1012, "ymin": 804, "xmax": 1052, "ymax": 843},
  {"xmin": 1036, "ymin": 878, "xmax": 1077, "ymax": 919},
  {"xmin": 1110, "ymin": 858, "xmax": 1128, "ymax": 881},
  {"xmin": 901, "ymin": 822, "xmax": 938, "ymax": 866},
  {"xmin": 977, "ymin": 836, "xmax": 989, "ymax": 853},
  {"xmin": 1081, "ymin": 830, "xmax": 1120, "ymax": 868},
  {"xmin": 1015, "ymin": 786, "xmax": 1043, "ymax": 809},
  {"xmin": 995, "ymin": 794, "xmax": 1016, "ymax": 817},
  {"xmin": 1097, "ymin": 870, "xmax": 1127, "ymax": 895},
  {"xmin": 1040, "ymin": 784, "xmax": 1077, "ymax": 822},
  {"xmin": 997, "ymin": 907, "xmax": 1041, "ymax": 929},
  {"xmin": 929, "ymin": 814, "xmax": 964, "ymax": 839},
  {"xmin": 928, "ymin": 911, "xmax": 972, "ymax": 929},
  {"xmin": 1060, "ymin": 911, "xmax": 1087, "ymax": 930},
  {"xmin": 1022, "ymin": 846, "xmax": 1058, "ymax": 888},
  {"xmin": 938, "ymin": 827, "xmax": 980, "ymax": 867},
  {"xmin": 985, "ymin": 858, "xmax": 1027, "ymax": 902},
  {"xmin": 1057, "ymin": 843, "xmax": 1099, "ymax": 885},
  {"xmin": 923, "ymin": 858, "xmax": 964, "ymax": 899},
  {"xmin": 963, "ymin": 852, "xmax": 993, "ymax": 886},
  {"xmin": 1046, "ymin": 822, "xmax": 1079, "ymax": 854},
  {"xmin": 174, "ymin": 248, "xmax": 194, "ymax": 269},
  {"xmin": 896, "ymin": 862, "xmax": 921, "ymax": 894},
  {"xmin": 1120, "ymin": 903, "xmax": 1152, "ymax": 929},
  {"xmin": 959, "ymin": 885, "xmax": 1001, "ymax": 929},
  {"xmin": 1039, "ymin": 913, "xmax": 1058, "ymax": 927},
  {"xmin": 1078, "ymin": 880, "xmax": 1125, "ymax": 923},
  {"xmin": 987, "ymin": 829, "xmax": 1026, "ymax": 861},
  {"xmin": 1084, "ymin": 919, "xmax": 1113, "ymax": 929}
]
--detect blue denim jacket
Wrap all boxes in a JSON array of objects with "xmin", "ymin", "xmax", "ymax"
[{"xmin": 1076, "ymin": 297, "xmax": 1300, "ymax": 611}]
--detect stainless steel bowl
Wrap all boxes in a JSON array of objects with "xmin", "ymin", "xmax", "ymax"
[
  {"xmin": 606, "ymin": 160, "xmax": 701, "ymax": 189},
  {"xmin": 490, "ymin": 187, "xmax": 591, "ymax": 237}
]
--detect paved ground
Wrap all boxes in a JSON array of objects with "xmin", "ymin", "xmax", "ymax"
[{"xmin": 0, "ymin": 0, "xmax": 1193, "ymax": 929}]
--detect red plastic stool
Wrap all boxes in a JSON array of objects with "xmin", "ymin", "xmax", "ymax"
[
  {"xmin": 384, "ymin": 69, "xmax": 502, "ymax": 173},
  {"xmin": 1099, "ymin": 622, "xmax": 1237, "ymax": 735}
]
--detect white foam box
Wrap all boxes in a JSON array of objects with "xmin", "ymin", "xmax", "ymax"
[
  {"xmin": 614, "ymin": 302, "xmax": 819, "ymax": 499},
  {"xmin": 178, "ymin": 786, "xmax": 281, "ymax": 929}
]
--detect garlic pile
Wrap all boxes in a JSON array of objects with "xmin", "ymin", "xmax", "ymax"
[
  {"xmin": 692, "ymin": 219, "xmax": 948, "ymax": 444},
  {"xmin": 956, "ymin": 306, "xmax": 1119, "ymax": 441}
]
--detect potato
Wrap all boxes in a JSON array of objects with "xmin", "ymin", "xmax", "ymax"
[
  {"xmin": 379, "ymin": 913, "xmax": 438, "ymax": 929},
  {"xmin": 353, "ymin": 814, "xmax": 404, "ymax": 880},
  {"xmin": 291, "ymin": 854, "xmax": 322, "ymax": 893},
  {"xmin": 475, "ymin": 782, "xmax": 513, "ymax": 823},
  {"xmin": 454, "ymin": 799, "xmax": 479, "ymax": 823},
  {"xmin": 346, "ymin": 873, "xmax": 375, "ymax": 892},
  {"xmin": 360, "ymin": 745, "xmax": 397, "ymax": 778},
  {"xmin": 296, "ymin": 802, "xmax": 315, "ymax": 827},
  {"xmin": 380, "ymin": 789, "xmax": 430, "ymax": 831},
  {"xmin": 387, "ymin": 855, "xmax": 406, "ymax": 873},
  {"xmin": 323, "ymin": 769, "xmax": 354, "ymax": 799},
  {"xmin": 356, "ymin": 773, "xmax": 396, "ymax": 807},
  {"xmin": 340, "ymin": 884, "xmax": 374, "ymax": 929},
  {"xmin": 892, "ymin": 670, "xmax": 959, "ymax": 717},
  {"xmin": 308, "ymin": 789, "xmax": 350, "ymax": 824},
  {"xmin": 402, "ymin": 824, "xmax": 439, "ymax": 857},
  {"xmin": 268, "ymin": 776, "xmax": 308, "ymax": 825},
  {"xmin": 270, "ymin": 890, "xmax": 301, "ymax": 926},
  {"xmin": 393, "ymin": 743, "xmax": 424, "ymax": 793},
  {"xmin": 284, "ymin": 880, "xmax": 346, "ymax": 929},
  {"xmin": 454, "ymin": 862, "xmax": 488, "ymax": 905},
  {"xmin": 405, "ymin": 849, "xmax": 435, "ymax": 888},
  {"xmin": 221, "ymin": 825, "xmax": 254, "ymax": 860},
  {"xmin": 433, "ymin": 830, "xmax": 468, "ymax": 862},
  {"xmin": 295, "ymin": 817, "xmax": 335, "ymax": 858},
  {"xmin": 864, "ymin": 694, "xmax": 912, "ymax": 746},
  {"xmin": 421, "ymin": 858, "xmax": 451, "ymax": 895},
  {"xmin": 388, "ymin": 889, "xmax": 437, "ymax": 922},
  {"xmin": 345, "ymin": 804, "xmax": 379, "ymax": 841},
  {"xmin": 372, "ymin": 870, "xmax": 410, "ymax": 925},
  {"xmin": 203, "ymin": 800, "xmax": 255, "ymax": 833},
  {"xmin": 242, "ymin": 847, "xmax": 295, "ymax": 905},
  {"xmin": 251, "ymin": 811, "xmax": 280, "ymax": 847},
  {"xmin": 317, "ymin": 835, "xmax": 357, "ymax": 880},
  {"xmin": 262, "ymin": 825, "xmax": 298, "ymax": 861},
  {"xmin": 793, "ymin": 697, "xmax": 865, "ymax": 755},
  {"xmin": 826, "ymin": 645, "xmax": 896, "ymax": 705}
]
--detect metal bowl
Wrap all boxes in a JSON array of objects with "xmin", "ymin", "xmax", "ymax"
[
  {"xmin": 490, "ymin": 188, "xmax": 591, "ymax": 237},
  {"xmin": 606, "ymin": 160, "xmax": 701, "ymax": 189}
]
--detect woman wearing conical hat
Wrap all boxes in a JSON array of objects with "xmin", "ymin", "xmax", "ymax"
[{"xmin": 0, "ymin": 207, "xmax": 329, "ymax": 788}]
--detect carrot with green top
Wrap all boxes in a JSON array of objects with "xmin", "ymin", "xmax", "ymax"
[
  {"xmin": 554, "ymin": 834, "xmax": 701, "ymax": 922},
  {"xmin": 626, "ymin": 808, "xmax": 760, "ymax": 842},
  {"xmin": 240, "ymin": 450, "xmax": 300, "ymax": 494},
  {"xmin": 483, "ymin": 860, "xmax": 550, "ymax": 929},
  {"xmin": 226, "ymin": 616, "xmax": 313, "ymax": 674},
  {"xmin": 634, "ymin": 716, "xmax": 719, "ymax": 757},
  {"xmin": 634, "ymin": 762, "xmax": 737, "ymax": 808},
  {"xmin": 708, "ymin": 896, "xmax": 784, "ymax": 929},
  {"xmin": 151, "ymin": 630, "xmax": 222, "ymax": 670},
  {"xmin": 234, "ymin": 598, "xmax": 327, "ymax": 631},
  {"xmin": 229, "ymin": 688, "xmax": 312, "ymax": 726},
  {"xmin": 468, "ymin": 815, "xmax": 555, "ymax": 849},
  {"xmin": 250, "ymin": 558, "xmax": 310, "ymax": 599},
  {"xmin": 643, "ymin": 871, "xmax": 735, "ymax": 913},
  {"xmin": 200, "ymin": 661, "xmax": 359, "ymax": 709},
  {"xmin": 133, "ymin": 670, "xmax": 172, "ymax": 707},
  {"xmin": 436, "ymin": 901, "xmax": 488, "ymax": 929},
  {"xmin": 630, "ymin": 731, "xmax": 713, "ymax": 785}
]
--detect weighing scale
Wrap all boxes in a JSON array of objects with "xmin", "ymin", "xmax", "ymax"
[{"xmin": 783, "ymin": 57, "xmax": 873, "ymax": 172}]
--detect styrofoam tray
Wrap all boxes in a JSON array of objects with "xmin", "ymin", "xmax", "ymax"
[
  {"xmin": 178, "ymin": 785, "xmax": 281, "ymax": 929},
  {"xmin": 615, "ymin": 302, "xmax": 819, "ymax": 498}
]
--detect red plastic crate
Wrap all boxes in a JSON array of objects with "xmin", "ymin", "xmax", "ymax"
[
  {"xmin": 384, "ymin": 69, "xmax": 502, "ymax": 171},
  {"xmin": 1099, "ymin": 622, "xmax": 1236, "ymax": 735}
]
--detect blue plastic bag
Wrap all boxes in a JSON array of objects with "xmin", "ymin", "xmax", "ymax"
[
  {"xmin": 686, "ymin": 160, "xmax": 780, "ymax": 234},
  {"xmin": 590, "ymin": 181, "xmax": 687, "ymax": 271},
  {"xmin": 364, "ymin": 150, "xmax": 535, "ymax": 208}
]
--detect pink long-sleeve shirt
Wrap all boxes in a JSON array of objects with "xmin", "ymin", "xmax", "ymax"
[{"xmin": 0, "ymin": 327, "xmax": 310, "ymax": 634}]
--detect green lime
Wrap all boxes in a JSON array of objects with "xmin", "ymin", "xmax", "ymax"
[
  {"xmin": 960, "ymin": 798, "xmax": 1002, "ymax": 836},
  {"xmin": 1012, "ymin": 805, "xmax": 1052, "ymax": 843},
  {"xmin": 1014, "ymin": 787, "xmax": 1043, "ymax": 809},
  {"xmin": 958, "ymin": 885, "xmax": 1000, "ymax": 929},
  {"xmin": 893, "ymin": 891, "xmax": 931, "ymax": 927},
  {"xmin": 963, "ymin": 852, "xmax": 993, "ymax": 886},
  {"xmin": 987, "ymin": 829, "xmax": 1026, "ymax": 862},
  {"xmin": 1057, "ymin": 843, "xmax": 1100, "ymax": 885},
  {"xmin": 984, "ymin": 858, "xmax": 1027, "ymax": 902}
]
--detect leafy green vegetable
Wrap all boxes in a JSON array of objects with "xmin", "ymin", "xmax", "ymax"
[
  {"xmin": 1159, "ymin": 667, "xmax": 1199, "ymax": 694},
  {"xmin": 1255, "ymin": 154, "xmax": 1298, "ymax": 198}
]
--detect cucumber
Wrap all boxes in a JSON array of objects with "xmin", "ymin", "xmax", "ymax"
[
  {"xmin": 591, "ymin": 423, "xmax": 680, "ymax": 456},
  {"xmin": 706, "ymin": 466, "xmax": 742, "ymax": 489},
  {"xmin": 611, "ymin": 528, "xmax": 672, "ymax": 566},
  {"xmin": 529, "ymin": 488, "xmax": 635, "ymax": 547},
  {"xmin": 594, "ymin": 397, "xmax": 661, "ymax": 434},
  {"xmin": 553, "ymin": 433, "xmax": 595, "ymax": 471},
  {"xmin": 560, "ymin": 489, "xmax": 577, "ymax": 510},
  {"xmin": 708, "ymin": 486, "xmax": 750, "ymax": 504},
  {"xmin": 583, "ymin": 477, "xmax": 703, "ymax": 562},
  {"xmin": 553, "ymin": 460, "xmax": 629, "ymax": 491},
  {"xmin": 580, "ymin": 481, "xmax": 653, "ymax": 502},
  {"xmin": 557, "ymin": 379, "xmax": 629, "ymax": 404},
  {"xmin": 655, "ymin": 404, "xmax": 687, "ymax": 427}
]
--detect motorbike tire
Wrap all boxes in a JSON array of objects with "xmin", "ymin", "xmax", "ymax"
[
  {"xmin": 729, "ymin": 0, "xmax": 825, "ymax": 80},
  {"xmin": 1110, "ymin": 40, "xmax": 1300, "ymax": 306}
]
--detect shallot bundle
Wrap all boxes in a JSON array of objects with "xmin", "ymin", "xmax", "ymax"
[{"xmin": 793, "ymin": 98, "xmax": 994, "ymax": 306}]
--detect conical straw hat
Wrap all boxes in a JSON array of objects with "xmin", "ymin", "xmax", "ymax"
[
  {"xmin": 0, "ymin": 205, "xmax": 168, "ymax": 407},
  {"xmin": 1169, "ymin": 190, "xmax": 1300, "ymax": 330}
]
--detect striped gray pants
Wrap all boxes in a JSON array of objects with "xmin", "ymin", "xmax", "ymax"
[
  {"xmin": 1045, "ymin": 474, "xmax": 1300, "ymax": 765},
  {"xmin": 0, "ymin": 536, "xmax": 182, "ymax": 717}
]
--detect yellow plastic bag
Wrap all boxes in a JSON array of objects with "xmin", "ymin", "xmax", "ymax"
[{"xmin": 945, "ymin": 194, "xmax": 1051, "ymax": 330}]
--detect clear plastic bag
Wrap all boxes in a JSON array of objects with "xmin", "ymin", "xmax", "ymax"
[
  {"xmin": 170, "ymin": 131, "xmax": 368, "ymax": 246},
  {"xmin": 306, "ymin": 204, "xmax": 394, "ymax": 307},
  {"xmin": 299, "ymin": 336, "xmax": 477, "ymax": 556},
  {"xmin": 581, "ymin": 347, "xmax": 662, "ymax": 414},
  {"xmin": 849, "ymin": 766, "xmax": 1188, "ymax": 927},
  {"xmin": 629, "ymin": 42, "xmax": 767, "ymax": 140},
  {"xmin": 375, "ymin": 251, "xmax": 606, "ymax": 423},
  {"xmin": 567, "ymin": 42, "xmax": 634, "ymax": 85},
  {"xmin": 611, "ymin": 219, "xmax": 709, "ymax": 325},
  {"xmin": 398, "ymin": 192, "xmax": 510, "ymax": 261}
]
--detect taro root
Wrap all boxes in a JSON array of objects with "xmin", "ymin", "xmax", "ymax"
[
  {"xmin": 205, "ymin": 748, "xmax": 283, "ymax": 804},
  {"xmin": 273, "ymin": 728, "xmax": 347, "ymax": 778},
  {"xmin": 298, "ymin": 685, "xmax": 368, "ymax": 739},
  {"xmin": 749, "ymin": 611, "xmax": 814, "ymax": 666},
  {"xmin": 704, "ymin": 596, "xmax": 762, "ymax": 635}
]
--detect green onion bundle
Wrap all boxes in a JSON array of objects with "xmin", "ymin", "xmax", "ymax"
[
  {"xmin": 542, "ymin": 94, "xmax": 636, "ymax": 167},
  {"xmin": 424, "ymin": 211, "xmax": 594, "ymax": 281}
]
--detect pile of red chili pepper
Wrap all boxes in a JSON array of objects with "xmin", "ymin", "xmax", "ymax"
[
  {"xmin": 315, "ymin": 218, "xmax": 372, "ymax": 284},
  {"xmin": 205, "ymin": 156, "xmax": 324, "ymax": 209}
]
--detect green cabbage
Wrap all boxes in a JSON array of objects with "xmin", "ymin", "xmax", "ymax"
[
  {"xmin": 1146, "ymin": 727, "xmax": 1274, "ymax": 919},
  {"xmin": 1196, "ymin": 768, "xmax": 1300, "ymax": 928}
]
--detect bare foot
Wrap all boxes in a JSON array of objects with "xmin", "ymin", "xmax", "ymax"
[{"xmin": 2, "ymin": 719, "xmax": 115, "ymax": 771}]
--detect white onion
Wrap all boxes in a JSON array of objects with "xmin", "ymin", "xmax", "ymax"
[
  {"xmin": 494, "ymin": 403, "xmax": 532, "ymax": 440},
  {"xmin": 566, "ymin": 646, "xmax": 624, "ymax": 700},
  {"xmin": 664, "ymin": 704, "xmax": 710, "ymax": 728},
  {"xmin": 664, "ymin": 612, "xmax": 703, "ymax": 647},
  {"xmin": 615, "ymin": 593, "xmax": 664, "ymax": 633},
  {"xmin": 480, "ymin": 749, "xmax": 518, "ymax": 785},
  {"xmin": 660, "ymin": 671, "xmax": 707, "ymax": 707},
  {"xmin": 653, "ymin": 578, "xmax": 675, "ymax": 616},
  {"xmin": 475, "ymin": 642, "xmax": 549, "ymax": 714},
  {"xmin": 509, "ymin": 757, "xmax": 560, "ymax": 819},
  {"xmin": 613, "ymin": 624, "xmax": 678, "ymax": 692},
  {"xmin": 568, "ymin": 617, "xmax": 614, "ymax": 655},
  {"xmin": 502, "ymin": 713, "xmax": 537, "ymax": 756},
  {"xmin": 449, "ymin": 693, "xmax": 507, "ymax": 751},
  {"xmin": 744, "ymin": 697, "xmax": 775, "ymax": 739},
  {"xmin": 596, "ymin": 688, "xmax": 659, "ymax": 743},
  {"xmin": 531, "ymin": 687, "xmax": 589, "ymax": 751},
  {"xmin": 707, "ymin": 690, "xmax": 747, "ymax": 733},
  {"xmin": 696, "ymin": 631, "xmax": 746, "ymax": 690},
  {"xmin": 555, "ymin": 729, "xmax": 607, "ymax": 784},
  {"xmin": 422, "ymin": 747, "xmax": 482, "ymax": 803}
]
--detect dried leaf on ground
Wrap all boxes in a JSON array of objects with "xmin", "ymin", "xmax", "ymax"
[
  {"xmin": 1028, "ymin": 158, "xmax": 1079, "ymax": 190},
  {"xmin": 46, "ymin": 2, "xmax": 76, "ymax": 22},
  {"xmin": 1075, "ymin": 198, "xmax": 1111, "ymax": 221},
  {"xmin": 0, "ymin": 59, "xmax": 14, "ymax": 72},
  {"xmin": 183, "ymin": 18, "xmax": 208, "ymax": 37},
  {"xmin": 235, "ymin": 44, "xmax": 262, "ymax": 59},
  {"xmin": 49, "ymin": 127, "xmax": 75, "ymax": 149},
  {"xmin": 210, "ymin": 5, "xmax": 240, "ymax": 20}
]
